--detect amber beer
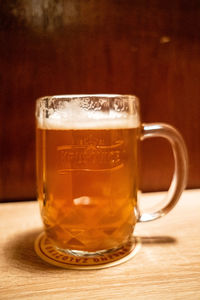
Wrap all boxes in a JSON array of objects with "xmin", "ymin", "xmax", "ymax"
[{"xmin": 36, "ymin": 118, "xmax": 140, "ymax": 252}]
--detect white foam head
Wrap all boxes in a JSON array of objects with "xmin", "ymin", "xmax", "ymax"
[{"xmin": 36, "ymin": 96, "xmax": 140, "ymax": 130}]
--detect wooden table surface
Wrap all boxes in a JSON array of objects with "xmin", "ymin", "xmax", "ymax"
[{"xmin": 0, "ymin": 190, "xmax": 200, "ymax": 300}]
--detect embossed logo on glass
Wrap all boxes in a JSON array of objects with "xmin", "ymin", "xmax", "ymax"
[{"xmin": 56, "ymin": 136, "xmax": 124, "ymax": 173}]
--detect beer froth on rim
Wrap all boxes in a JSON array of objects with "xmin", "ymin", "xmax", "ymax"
[{"xmin": 36, "ymin": 94, "xmax": 140, "ymax": 130}]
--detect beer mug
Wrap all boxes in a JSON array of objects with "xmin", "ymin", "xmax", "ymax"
[{"xmin": 35, "ymin": 94, "xmax": 188, "ymax": 267}]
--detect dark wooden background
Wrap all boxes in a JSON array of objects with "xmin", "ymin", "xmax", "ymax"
[{"xmin": 0, "ymin": 0, "xmax": 199, "ymax": 201}]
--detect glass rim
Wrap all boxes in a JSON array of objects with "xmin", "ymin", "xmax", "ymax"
[{"xmin": 36, "ymin": 94, "xmax": 139, "ymax": 102}]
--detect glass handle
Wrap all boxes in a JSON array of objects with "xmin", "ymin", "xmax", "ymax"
[{"xmin": 138, "ymin": 123, "xmax": 188, "ymax": 222}]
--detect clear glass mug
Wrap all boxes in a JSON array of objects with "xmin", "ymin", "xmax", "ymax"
[{"xmin": 36, "ymin": 94, "xmax": 188, "ymax": 265}]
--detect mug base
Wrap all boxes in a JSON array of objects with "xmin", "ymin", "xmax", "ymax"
[{"xmin": 34, "ymin": 232, "xmax": 141, "ymax": 270}]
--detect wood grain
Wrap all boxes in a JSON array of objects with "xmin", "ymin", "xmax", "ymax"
[
  {"xmin": 0, "ymin": 1, "xmax": 200, "ymax": 200},
  {"xmin": 0, "ymin": 190, "xmax": 200, "ymax": 299}
]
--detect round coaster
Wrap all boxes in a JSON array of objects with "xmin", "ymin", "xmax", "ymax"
[{"xmin": 35, "ymin": 232, "xmax": 141, "ymax": 270}]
